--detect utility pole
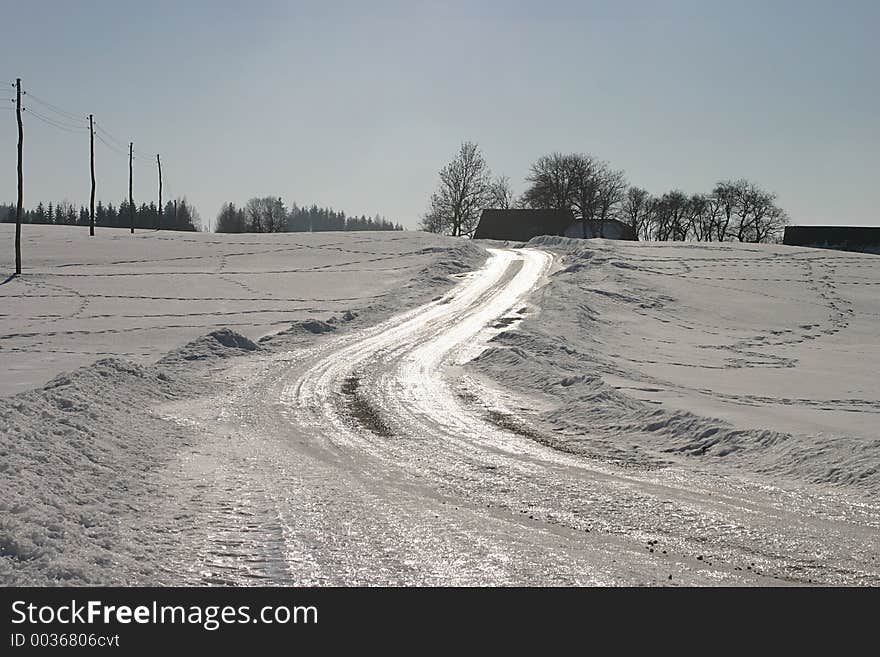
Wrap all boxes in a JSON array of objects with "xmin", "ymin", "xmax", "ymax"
[
  {"xmin": 15, "ymin": 78, "xmax": 23, "ymax": 275},
  {"xmin": 89, "ymin": 114, "xmax": 95, "ymax": 236},
  {"xmin": 129, "ymin": 142, "xmax": 134, "ymax": 234},
  {"xmin": 156, "ymin": 154, "xmax": 162, "ymax": 230}
]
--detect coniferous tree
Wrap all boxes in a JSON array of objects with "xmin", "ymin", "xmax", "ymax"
[{"xmin": 216, "ymin": 202, "xmax": 247, "ymax": 233}]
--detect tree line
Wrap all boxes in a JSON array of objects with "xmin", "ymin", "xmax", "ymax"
[
  {"xmin": 215, "ymin": 197, "xmax": 403, "ymax": 233},
  {"xmin": 1, "ymin": 198, "xmax": 201, "ymax": 231},
  {"xmin": 423, "ymin": 143, "xmax": 788, "ymax": 243}
]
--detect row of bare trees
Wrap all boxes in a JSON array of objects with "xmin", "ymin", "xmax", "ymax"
[
  {"xmin": 422, "ymin": 143, "xmax": 788, "ymax": 243},
  {"xmin": 619, "ymin": 181, "xmax": 789, "ymax": 243}
]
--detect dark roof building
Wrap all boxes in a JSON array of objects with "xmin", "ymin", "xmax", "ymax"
[
  {"xmin": 473, "ymin": 209, "xmax": 636, "ymax": 242},
  {"xmin": 783, "ymin": 226, "xmax": 880, "ymax": 255},
  {"xmin": 473, "ymin": 209, "xmax": 575, "ymax": 241}
]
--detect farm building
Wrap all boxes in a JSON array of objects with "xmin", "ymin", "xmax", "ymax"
[
  {"xmin": 472, "ymin": 209, "xmax": 636, "ymax": 242},
  {"xmin": 783, "ymin": 226, "xmax": 880, "ymax": 254}
]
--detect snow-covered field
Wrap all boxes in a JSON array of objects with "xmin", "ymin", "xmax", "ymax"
[
  {"xmin": 473, "ymin": 237, "xmax": 880, "ymax": 494},
  {"xmin": 0, "ymin": 225, "xmax": 476, "ymax": 396},
  {"xmin": 1, "ymin": 226, "xmax": 878, "ymax": 586}
]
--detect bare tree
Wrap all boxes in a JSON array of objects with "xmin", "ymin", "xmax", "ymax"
[
  {"xmin": 245, "ymin": 196, "xmax": 287, "ymax": 233},
  {"xmin": 594, "ymin": 165, "xmax": 628, "ymax": 228},
  {"xmin": 421, "ymin": 141, "xmax": 494, "ymax": 237},
  {"xmin": 419, "ymin": 207, "xmax": 444, "ymax": 234},
  {"xmin": 685, "ymin": 193, "xmax": 721, "ymax": 242},
  {"xmin": 524, "ymin": 154, "xmax": 627, "ymax": 237},
  {"xmin": 521, "ymin": 152, "xmax": 585, "ymax": 211},
  {"xmin": 708, "ymin": 180, "xmax": 788, "ymax": 243},
  {"xmin": 642, "ymin": 197, "xmax": 660, "ymax": 240},
  {"xmin": 729, "ymin": 181, "xmax": 779, "ymax": 243},
  {"xmin": 620, "ymin": 186, "xmax": 651, "ymax": 241},
  {"xmin": 652, "ymin": 190, "xmax": 690, "ymax": 241},
  {"xmin": 750, "ymin": 190, "xmax": 788, "ymax": 243},
  {"xmin": 570, "ymin": 156, "xmax": 602, "ymax": 236},
  {"xmin": 712, "ymin": 180, "xmax": 739, "ymax": 241},
  {"xmin": 733, "ymin": 182, "xmax": 758, "ymax": 242},
  {"xmin": 490, "ymin": 175, "xmax": 515, "ymax": 209}
]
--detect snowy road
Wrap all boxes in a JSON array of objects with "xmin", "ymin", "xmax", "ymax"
[{"xmin": 157, "ymin": 247, "xmax": 880, "ymax": 585}]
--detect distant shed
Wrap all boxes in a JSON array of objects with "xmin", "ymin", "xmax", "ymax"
[
  {"xmin": 783, "ymin": 226, "xmax": 880, "ymax": 255},
  {"xmin": 473, "ymin": 209, "xmax": 636, "ymax": 242}
]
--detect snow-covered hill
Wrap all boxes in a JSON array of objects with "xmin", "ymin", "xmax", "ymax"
[{"xmin": 472, "ymin": 236, "xmax": 880, "ymax": 494}]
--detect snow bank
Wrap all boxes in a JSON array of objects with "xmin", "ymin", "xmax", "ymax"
[
  {"xmin": 471, "ymin": 237, "xmax": 880, "ymax": 494},
  {"xmin": 0, "ymin": 323, "xmax": 273, "ymax": 584},
  {"xmin": 159, "ymin": 328, "xmax": 259, "ymax": 363},
  {"xmin": 0, "ymin": 357, "xmax": 192, "ymax": 584}
]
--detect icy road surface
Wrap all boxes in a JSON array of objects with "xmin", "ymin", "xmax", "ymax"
[{"xmin": 156, "ymin": 247, "xmax": 879, "ymax": 585}]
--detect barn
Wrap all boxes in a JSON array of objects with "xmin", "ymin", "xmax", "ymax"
[
  {"xmin": 472, "ymin": 209, "xmax": 636, "ymax": 241},
  {"xmin": 783, "ymin": 226, "xmax": 880, "ymax": 255}
]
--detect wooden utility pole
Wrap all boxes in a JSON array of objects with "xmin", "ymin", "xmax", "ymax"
[
  {"xmin": 15, "ymin": 78, "xmax": 23, "ymax": 275},
  {"xmin": 89, "ymin": 114, "xmax": 95, "ymax": 236},
  {"xmin": 129, "ymin": 142, "xmax": 134, "ymax": 234},
  {"xmin": 156, "ymin": 154, "xmax": 162, "ymax": 230}
]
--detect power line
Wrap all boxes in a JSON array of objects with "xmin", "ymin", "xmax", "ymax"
[
  {"xmin": 24, "ymin": 105, "xmax": 88, "ymax": 130},
  {"xmin": 94, "ymin": 130, "xmax": 129, "ymax": 155},
  {"xmin": 95, "ymin": 124, "xmax": 161, "ymax": 168},
  {"xmin": 22, "ymin": 90, "xmax": 87, "ymax": 122},
  {"xmin": 18, "ymin": 87, "xmax": 160, "ymax": 163},
  {"xmin": 95, "ymin": 132, "xmax": 133, "ymax": 159},
  {"xmin": 94, "ymin": 123, "xmax": 133, "ymax": 152},
  {"xmin": 23, "ymin": 107, "xmax": 90, "ymax": 133},
  {"xmin": 97, "ymin": 139, "xmax": 136, "ymax": 162}
]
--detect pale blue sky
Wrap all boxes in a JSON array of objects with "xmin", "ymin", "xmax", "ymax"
[{"xmin": 1, "ymin": 0, "xmax": 877, "ymax": 228}]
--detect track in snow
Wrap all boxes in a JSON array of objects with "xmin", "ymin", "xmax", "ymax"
[
  {"xmin": 283, "ymin": 247, "xmax": 553, "ymax": 454},
  {"xmin": 158, "ymin": 247, "xmax": 880, "ymax": 586}
]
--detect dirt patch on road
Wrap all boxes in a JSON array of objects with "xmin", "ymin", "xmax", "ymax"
[{"xmin": 341, "ymin": 375, "xmax": 394, "ymax": 437}]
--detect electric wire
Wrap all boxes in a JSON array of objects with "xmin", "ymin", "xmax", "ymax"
[
  {"xmin": 24, "ymin": 107, "xmax": 90, "ymax": 133},
  {"xmin": 9, "ymin": 84, "xmax": 167, "ymax": 191},
  {"xmin": 22, "ymin": 90, "xmax": 88, "ymax": 122},
  {"xmin": 94, "ymin": 123, "xmax": 130, "ymax": 149},
  {"xmin": 95, "ymin": 132, "xmax": 135, "ymax": 160}
]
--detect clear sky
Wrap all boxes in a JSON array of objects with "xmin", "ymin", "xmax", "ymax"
[{"xmin": 1, "ymin": 0, "xmax": 877, "ymax": 229}]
